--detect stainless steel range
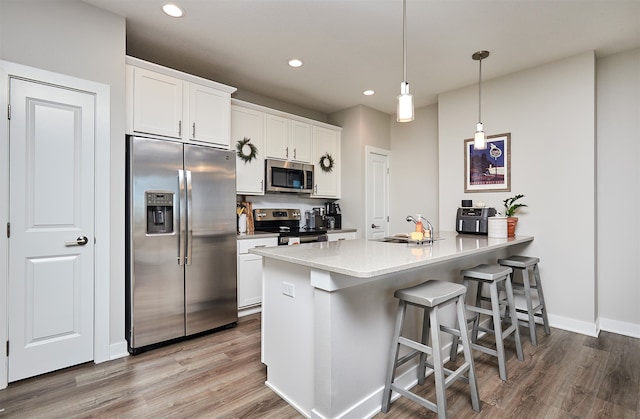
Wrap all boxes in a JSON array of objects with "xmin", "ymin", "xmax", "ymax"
[{"xmin": 254, "ymin": 208, "xmax": 328, "ymax": 245}]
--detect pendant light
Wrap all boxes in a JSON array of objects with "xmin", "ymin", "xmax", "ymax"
[
  {"xmin": 472, "ymin": 50, "xmax": 489, "ymax": 150},
  {"xmin": 397, "ymin": 0, "xmax": 414, "ymax": 122}
]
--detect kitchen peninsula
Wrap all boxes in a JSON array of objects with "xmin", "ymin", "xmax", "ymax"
[{"xmin": 250, "ymin": 231, "xmax": 533, "ymax": 418}]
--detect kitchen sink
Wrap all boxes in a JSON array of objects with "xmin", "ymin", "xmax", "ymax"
[
  {"xmin": 379, "ymin": 237, "xmax": 409, "ymax": 243},
  {"xmin": 376, "ymin": 234, "xmax": 443, "ymax": 244}
]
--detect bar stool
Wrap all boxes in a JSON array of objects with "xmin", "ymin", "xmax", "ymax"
[
  {"xmin": 498, "ymin": 256, "xmax": 550, "ymax": 346},
  {"xmin": 381, "ymin": 280, "xmax": 480, "ymax": 418},
  {"xmin": 451, "ymin": 264, "xmax": 523, "ymax": 381}
]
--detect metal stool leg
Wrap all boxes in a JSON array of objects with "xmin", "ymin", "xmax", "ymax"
[
  {"xmin": 455, "ymin": 294, "xmax": 480, "ymax": 412},
  {"xmin": 381, "ymin": 300, "xmax": 407, "ymax": 413},
  {"xmin": 488, "ymin": 281, "xmax": 508, "ymax": 381},
  {"xmin": 521, "ymin": 265, "xmax": 537, "ymax": 345},
  {"xmin": 504, "ymin": 274, "xmax": 524, "ymax": 361},
  {"xmin": 429, "ymin": 305, "xmax": 447, "ymax": 418},
  {"xmin": 418, "ymin": 307, "xmax": 430, "ymax": 386},
  {"xmin": 533, "ymin": 263, "xmax": 551, "ymax": 335}
]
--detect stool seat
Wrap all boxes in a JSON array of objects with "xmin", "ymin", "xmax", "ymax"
[
  {"xmin": 498, "ymin": 255, "xmax": 540, "ymax": 269},
  {"xmin": 395, "ymin": 280, "xmax": 466, "ymax": 307},
  {"xmin": 460, "ymin": 264, "xmax": 512, "ymax": 281}
]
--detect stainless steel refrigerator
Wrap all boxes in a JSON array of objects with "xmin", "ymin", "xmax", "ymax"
[{"xmin": 126, "ymin": 136, "xmax": 237, "ymax": 353}]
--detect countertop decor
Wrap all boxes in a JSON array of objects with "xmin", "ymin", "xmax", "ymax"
[{"xmin": 503, "ymin": 193, "xmax": 527, "ymax": 237}]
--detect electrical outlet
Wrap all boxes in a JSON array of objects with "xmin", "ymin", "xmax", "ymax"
[{"xmin": 282, "ymin": 282, "xmax": 295, "ymax": 297}]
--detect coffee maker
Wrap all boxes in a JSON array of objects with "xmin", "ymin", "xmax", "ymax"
[{"xmin": 324, "ymin": 201, "xmax": 342, "ymax": 229}]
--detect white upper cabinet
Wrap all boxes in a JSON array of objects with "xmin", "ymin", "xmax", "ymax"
[
  {"xmin": 231, "ymin": 105, "xmax": 265, "ymax": 195},
  {"xmin": 312, "ymin": 126, "xmax": 341, "ymax": 198},
  {"xmin": 132, "ymin": 67, "xmax": 183, "ymax": 139},
  {"xmin": 289, "ymin": 120, "xmax": 312, "ymax": 163},
  {"xmin": 188, "ymin": 83, "xmax": 231, "ymax": 147},
  {"xmin": 265, "ymin": 114, "xmax": 312, "ymax": 163},
  {"xmin": 126, "ymin": 57, "xmax": 236, "ymax": 148},
  {"xmin": 265, "ymin": 114, "xmax": 289, "ymax": 160}
]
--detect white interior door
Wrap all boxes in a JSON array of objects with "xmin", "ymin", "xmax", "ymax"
[
  {"xmin": 365, "ymin": 146, "xmax": 390, "ymax": 240},
  {"xmin": 8, "ymin": 78, "xmax": 95, "ymax": 382}
]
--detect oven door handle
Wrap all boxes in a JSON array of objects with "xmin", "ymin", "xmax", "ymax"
[{"xmin": 299, "ymin": 235, "xmax": 328, "ymax": 243}]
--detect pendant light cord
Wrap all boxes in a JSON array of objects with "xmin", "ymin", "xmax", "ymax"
[
  {"xmin": 478, "ymin": 57, "xmax": 482, "ymax": 123},
  {"xmin": 403, "ymin": 0, "xmax": 407, "ymax": 83}
]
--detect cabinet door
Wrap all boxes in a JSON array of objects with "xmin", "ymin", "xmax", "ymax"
[
  {"xmin": 231, "ymin": 106, "xmax": 265, "ymax": 195},
  {"xmin": 265, "ymin": 114, "xmax": 289, "ymax": 160},
  {"xmin": 312, "ymin": 126, "xmax": 340, "ymax": 198},
  {"xmin": 132, "ymin": 67, "xmax": 183, "ymax": 139},
  {"xmin": 189, "ymin": 83, "xmax": 230, "ymax": 147},
  {"xmin": 237, "ymin": 253, "xmax": 263, "ymax": 308},
  {"xmin": 289, "ymin": 120, "xmax": 312, "ymax": 163}
]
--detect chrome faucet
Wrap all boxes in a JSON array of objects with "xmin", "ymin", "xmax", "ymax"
[{"xmin": 406, "ymin": 215, "xmax": 434, "ymax": 243}]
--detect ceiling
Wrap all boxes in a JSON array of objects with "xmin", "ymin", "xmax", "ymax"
[{"xmin": 82, "ymin": 0, "xmax": 640, "ymax": 116}]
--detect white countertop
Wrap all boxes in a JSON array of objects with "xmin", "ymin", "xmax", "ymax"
[{"xmin": 250, "ymin": 231, "xmax": 533, "ymax": 278}]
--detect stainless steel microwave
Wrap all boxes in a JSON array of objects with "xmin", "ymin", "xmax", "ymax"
[{"xmin": 265, "ymin": 159, "xmax": 314, "ymax": 193}]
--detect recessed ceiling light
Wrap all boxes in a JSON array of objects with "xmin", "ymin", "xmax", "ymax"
[
  {"xmin": 162, "ymin": 3, "xmax": 184, "ymax": 18},
  {"xmin": 363, "ymin": 90, "xmax": 375, "ymax": 96},
  {"xmin": 288, "ymin": 59, "xmax": 303, "ymax": 68}
]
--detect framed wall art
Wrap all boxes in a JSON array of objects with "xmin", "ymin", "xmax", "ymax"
[{"xmin": 464, "ymin": 132, "xmax": 511, "ymax": 193}]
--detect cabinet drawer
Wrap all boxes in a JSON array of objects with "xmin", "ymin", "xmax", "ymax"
[
  {"xmin": 327, "ymin": 232, "xmax": 356, "ymax": 242},
  {"xmin": 237, "ymin": 237, "xmax": 278, "ymax": 254}
]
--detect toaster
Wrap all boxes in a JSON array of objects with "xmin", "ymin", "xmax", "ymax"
[{"xmin": 456, "ymin": 207, "xmax": 497, "ymax": 235}]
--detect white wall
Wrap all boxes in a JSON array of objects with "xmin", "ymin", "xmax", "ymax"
[
  {"xmin": 596, "ymin": 48, "xmax": 640, "ymax": 336},
  {"xmin": 389, "ymin": 104, "xmax": 439, "ymax": 235},
  {"xmin": 438, "ymin": 52, "xmax": 598, "ymax": 335},
  {"xmin": 329, "ymin": 105, "xmax": 390, "ymax": 237},
  {"xmin": 0, "ymin": 0, "xmax": 127, "ymax": 355}
]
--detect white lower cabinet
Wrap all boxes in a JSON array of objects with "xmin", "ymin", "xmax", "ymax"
[
  {"xmin": 327, "ymin": 231, "xmax": 356, "ymax": 242},
  {"xmin": 237, "ymin": 237, "xmax": 278, "ymax": 309}
]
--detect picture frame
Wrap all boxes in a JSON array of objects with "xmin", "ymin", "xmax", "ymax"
[{"xmin": 464, "ymin": 132, "xmax": 511, "ymax": 193}]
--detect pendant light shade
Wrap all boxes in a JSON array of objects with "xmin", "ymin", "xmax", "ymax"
[
  {"xmin": 472, "ymin": 50, "xmax": 489, "ymax": 150},
  {"xmin": 397, "ymin": 82, "xmax": 414, "ymax": 122},
  {"xmin": 397, "ymin": 0, "xmax": 414, "ymax": 122}
]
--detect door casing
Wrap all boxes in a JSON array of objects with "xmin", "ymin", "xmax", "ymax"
[{"xmin": 0, "ymin": 60, "xmax": 111, "ymax": 389}]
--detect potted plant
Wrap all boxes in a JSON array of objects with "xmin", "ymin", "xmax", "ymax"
[{"xmin": 503, "ymin": 194, "xmax": 527, "ymax": 237}]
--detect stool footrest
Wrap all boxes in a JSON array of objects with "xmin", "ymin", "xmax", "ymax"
[
  {"xmin": 398, "ymin": 336, "xmax": 433, "ymax": 356},
  {"xmin": 394, "ymin": 348, "xmax": 422, "ymax": 369},
  {"xmin": 422, "ymin": 360, "xmax": 471, "ymax": 385},
  {"xmin": 390, "ymin": 384, "xmax": 438, "ymax": 413}
]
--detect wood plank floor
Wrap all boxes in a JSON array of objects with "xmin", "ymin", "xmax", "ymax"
[{"xmin": 0, "ymin": 314, "xmax": 638, "ymax": 418}]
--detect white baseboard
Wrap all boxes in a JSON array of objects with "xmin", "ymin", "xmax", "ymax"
[
  {"xmin": 239, "ymin": 305, "xmax": 262, "ymax": 317},
  {"xmin": 547, "ymin": 313, "xmax": 599, "ymax": 337},
  {"xmin": 598, "ymin": 317, "xmax": 640, "ymax": 338},
  {"xmin": 108, "ymin": 340, "xmax": 129, "ymax": 361}
]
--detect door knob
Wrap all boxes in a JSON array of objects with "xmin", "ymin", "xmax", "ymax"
[
  {"xmin": 65, "ymin": 236, "xmax": 88, "ymax": 246},
  {"xmin": 371, "ymin": 224, "xmax": 380, "ymax": 229}
]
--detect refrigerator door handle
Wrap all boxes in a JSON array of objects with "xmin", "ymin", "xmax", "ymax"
[
  {"xmin": 186, "ymin": 170, "xmax": 193, "ymax": 266},
  {"xmin": 178, "ymin": 169, "xmax": 186, "ymax": 266}
]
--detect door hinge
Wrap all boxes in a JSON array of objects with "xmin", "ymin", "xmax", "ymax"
[
  {"xmin": 7, "ymin": 104, "xmax": 10, "ymax": 120},
  {"xmin": 6, "ymin": 341, "xmax": 8, "ymax": 357},
  {"xmin": 387, "ymin": 216, "xmax": 389, "ymax": 222},
  {"xmin": 6, "ymin": 222, "xmax": 9, "ymax": 238}
]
